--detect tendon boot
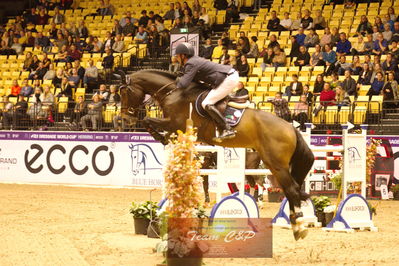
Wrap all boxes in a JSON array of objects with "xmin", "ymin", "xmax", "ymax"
[{"xmin": 205, "ymin": 104, "xmax": 236, "ymax": 142}]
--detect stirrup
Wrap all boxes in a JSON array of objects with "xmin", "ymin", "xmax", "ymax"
[{"xmin": 212, "ymin": 129, "xmax": 236, "ymax": 143}]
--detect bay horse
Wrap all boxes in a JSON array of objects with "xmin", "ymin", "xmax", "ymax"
[{"xmin": 120, "ymin": 69, "xmax": 314, "ymax": 240}]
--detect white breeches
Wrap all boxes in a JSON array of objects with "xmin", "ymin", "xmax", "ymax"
[{"xmin": 201, "ymin": 70, "xmax": 239, "ymax": 108}]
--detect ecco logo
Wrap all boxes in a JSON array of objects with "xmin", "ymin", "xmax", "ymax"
[{"xmin": 24, "ymin": 144, "xmax": 114, "ymax": 176}]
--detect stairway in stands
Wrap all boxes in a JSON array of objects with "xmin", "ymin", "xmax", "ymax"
[{"xmin": 380, "ymin": 110, "xmax": 399, "ymax": 134}]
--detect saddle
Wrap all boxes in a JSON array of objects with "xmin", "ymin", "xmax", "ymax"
[{"xmin": 195, "ymin": 91, "xmax": 250, "ymax": 127}]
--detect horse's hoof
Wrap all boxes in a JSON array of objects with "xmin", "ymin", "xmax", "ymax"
[{"xmin": 293, "ymin": 228, "xmax": 308, "ymax": 241}]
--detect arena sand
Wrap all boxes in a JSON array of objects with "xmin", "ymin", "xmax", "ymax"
[{"xmin": 1, "ymin": 184, "xmax": 399, "ymax": 266}]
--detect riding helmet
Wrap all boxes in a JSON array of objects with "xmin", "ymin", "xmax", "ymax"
[{"xmin": 175, "ymin": 42, "xmax": 195, "ymax": 57}]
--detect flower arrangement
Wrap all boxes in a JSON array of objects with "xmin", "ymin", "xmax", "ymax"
[
  {"xmin": 267, "ymin": 187, "xmax": 282, "ymax": 193},
  {"xmin": 366, "ymin": 138, "xmax": 382, "ymax": 185},
  {"xmin": 391, "ymin": 184, "xmax": 399, "ymax": 193}
]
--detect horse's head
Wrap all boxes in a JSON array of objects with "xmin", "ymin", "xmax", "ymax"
[{"xmin": 129, "ymin": 144, "xmax": 145, "ymax": 175}]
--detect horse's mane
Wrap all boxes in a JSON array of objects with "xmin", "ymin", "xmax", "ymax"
[{"xmin": 133, "ymin": 69, "xmax": 177, "ymax": 80}]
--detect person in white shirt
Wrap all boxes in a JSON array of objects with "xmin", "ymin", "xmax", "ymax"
[
  {"xmin": 199, "ymin": 7, "xmax": 209, "ymax": 24},
  {"xmin": 280, "ymin": 12, "xmax": 292, "ymax": 31}
]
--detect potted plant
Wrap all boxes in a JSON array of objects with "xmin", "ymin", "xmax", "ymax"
[
  {"xmin": 130, "ymin": 200, "xmax": 158, "ymax": 235},
  {"xmin": 391, "ymin": 184, "xmax": 399, "ymax": 200},
  {"xmin": 312, "ymin": 196, "xmax": 332, "ymax": 226},
  {"xmin": 267, "ymin": 187, "xmax": 284, "ymax": 202}
]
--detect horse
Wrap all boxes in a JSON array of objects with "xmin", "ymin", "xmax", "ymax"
[{"xmin": 120, "ymin": 69, "xmax": 314, "ymax": 240}]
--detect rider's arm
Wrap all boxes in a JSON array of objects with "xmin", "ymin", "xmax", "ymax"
[{"xmin": 176, "ymin": 62, "xmax": 197, "ymax": 89}]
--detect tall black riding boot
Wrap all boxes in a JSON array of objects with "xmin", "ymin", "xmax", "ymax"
[{"xmin": 205, "ymin": 104, "xmax": 236, "ymax": 142}]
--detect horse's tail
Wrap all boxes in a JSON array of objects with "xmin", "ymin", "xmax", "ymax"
[{"xmin": 290, "ymin": 128, "xmax": 314, "ymax": 201}]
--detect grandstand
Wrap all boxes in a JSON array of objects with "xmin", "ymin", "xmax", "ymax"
[{"xmin": 0, "ymin": 0, "xmax": 398, "ymax": 134}]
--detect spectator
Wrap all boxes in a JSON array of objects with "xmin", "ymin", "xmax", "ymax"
[
  {"xmin": 330, "ymin": 27, "xmax": 340, "ymax": 46},
  {"xmin": 335, "ymin": 86, "xmax": 351, "ymax": 107},
  {"xmin": 280, "ymin": 12, "xmax": 292, "ymax": 31},
  {"xmin": 330, "ymin": 72, "xmax": 340, "ymax": 89},
  {"xmin": 392, "ymin": 22, "xmax": 399, "ymax": 43},
  {"xmin": 174, "ymin": 2, "xmax": 184, "ymax": 19},
  {"xmin": 111, "ymin": 34, "xmax": 124, "ymax": 53},
  {"xmin": 93, "ymin": 84, "xmax": 109, "ymax": 103},
  {"xmin": 73, "ymin": 60, "xmax": 85, "ymax": 81},
  {"xmin": 40, "ymin": 85, "xmax": 55, "ymax": 123},
  {"xmin": 29, "ymin": 61, "xmax": 48, "ymax": 80},
  {"xmin": 342, "ymin": 69, "xmax": 357, "ymax": 96},
  {"xmin": 221, "ymin": 32, "xmax": 230, "ymax": 48},
  {"xmin": 0, "ymin": 96, "xmax": 13, "ymax": 130},
  {"xmin": 83, "ymin": 60, "xmax": 98, "ymax": 89},
  {"xmin": 359, "ymin": 34, "xmax": 374, "ymax": 55},
  {"xmin": 356, "ymin": 15, "xmax": 373, "ymax": 36},
  {"xmin": 37, "ymin": 9, "xmax": 49, "ymax": 25},
  {"xmin": 302, "ymin": 84, "xmax": 313, "ymax": 104},
  {"xmin": 285, "ymin": 74, "xmax": 303, "ymax": 96},
  {"xmin": 52, "ymin": 68, "xmax": 64, "ymax": 88},
  {"xmin": 3, "ymin": 95, "xmax": 28, "ymax": 130},
  {"xmin": 368, "ymin": 71, "xmax": 385, "ymax": 97},
  {"xmin": 107, "ymin": 85, "xmax": 121, "ymax": 108},
  {"xmin": 261, "ymin": 48, "xmax": 274, "ymax": 71},
  {"xmin": 81, "ymin": 94, "xmax": 103, "ymax": 131},
  {"xmin": 351, "ymin": 35, "xmax": 365, "ymax": 55},
  {"xmin": 289, "ymin": 35, "xmax": 300, "ymax": 58},
  {"xmin": 382, "ymin": 53, "xmax": 398, "ymax": 73},
  {"xmin": 139, "ymin": 10, "xmax": 150, "ymax": 27},
  {"xmin": 234, "ymin": 81, "xmax": 248, "ymax": 96},
  {"xmin": 267, "ymin": 10, "xmax": 280, "ymax": 31},
  {"xmin": 182, "ymin": 1, "xmax": 192, "ymax": 16},
  {"xmin": 335, "ymin": 55, "xmax": 351, "ymax": 75},
  {"xmin": 19, "ymin": 79, "xmax": 33, "ymax": 97},
  {"xmin": 70, "ymin": 96, "xmax": 87, "ymax": 128},
  {"xmin": 372, "ymin": 33, "xmax": 388, "ymax": 55},
  {"xmin": 351, "ymin": 55, "xmax": 363, "ymax": 75},
  {"xmin": 291, "ymin": 12, "xmax": 302, "ymax": 30},
  {"xmin": 59, "ymin": 0, "xmax": 73, "ymax": 10},
  {"xmin": 99, "ymin": 0, "xmax": 114, "ymax": 16},
  {"xmin": 164, "ymin": 3, "xmax": 175, "ymax": 20},
  {"xmin": 313, "ymin": 9, "xmax": 326, "ymax": 30},
  {"xmin": 293, "ymin": 94, "xmax": 309, "ymax": 130},
  {"xmin": 192, "ymin": 0, "xmax": 201, "ymax": 13},
  {"xmin": 390, "ymin": 40, "xmax": 399, "ymax": 62},
  {"xmin": 169, "ymin": 56, "xmax": 181, "ymax": 73},
  {"xmin": 236, "ymin": 55, "xmax": 249, "ymax": 77},
  {"xmin": 122, "ymin": 18, "xmax": 136, "ymax": 37},
  {"xmin": 383, "ymin": 23, "xmax": 393, "ymax": 42},
  {"xmin": 313, "ymin": 74, "xmax": 325, "ymax": 96},
  {"xmin": 92, "ymin": 36, "xmax": 103, "ymax": 53},
  {"xmin": 192, "ymin": 11, "xmax": 201, "ymax": 26},
  {"xmin": 272, "ymin": 48, "xmax": 286, "ymax": 67},
  {"xmin": 172, "ymin": 17, "xmax": 184, "ymax": 29},
  {"xmin": 388, "ymin": 6, "xmax": 396, "ymax": 21},
  {"xmin": 319, "ymin": 82, "xmax": 336, "ymax": 106},
  {"xmin": 67, "ymin": 44, "xmax": 82, "ymax": 62},
  {"xmin": 357, "ymin": 63, "xmax": 373, "ymax": 86},
  {"xmin": 371, "ymin": 63, "xmax": 384, "ymax": 83},
  {"xmin": 214, "ymin": 0, "xmax": 228, "ymax": 10},
  {"xmin": 301, "ymin": 9, "xmax": 313, "ymax": 29},
  {"xmin": 120, "ymin": 11, "xmax": 137, "ymax": 27},
  {"xmin": 304, "ymin": 29, "xmax": 319, "ymax": 47},
  {"xmin": 200, "ymin": 7, "xmax": 209, "ymax": 24},
  {"xmin": 68, "ymin": 68, "xmax": 81, "ymax": 87},
  {"xmin": 226, "ymin": 1, "xmax": 239, "ymax": 23},
  {"xmin": 10, "ymin": 37, "xmax": 22, "ymax": 54},
  {"xmin": 310, "ymin": 44, "xmax": 324, "ymax": 66},
  {"xmin": 9, "ymin": 80, "xmax": 21, "ymax": 97},
  {"xmin": 58, "ymin": 77, "xmax": 74, "ymax": 100},
  {"xmin": 267, "ymin": 34, "xmax": 280, "ymax": 51},
  {"xmin": 199, "ymin": 39, "xmax": 213, "ymax": 59},
  {"xmin": 25, "ymin": 8, "xmax": 38, "ymax": 25},
  {"xmin": 294, "ymin": 46, "xmax": 310, "ymax": 67},
  {"xmin": 78, "ymin": 20, "xmax": 89, "ymax": 39},
  {"xmin": 43, "ymin": 63, "xmax": 56, "ymax": 81},
  {"xmin": 102, "ymin": 48, "xmax": 114, "ymax": 82},
  {"xmin": 319, "ymin": 27, "xmax": 332, "ymax": 47},
  {"xmin": 296, "ymin": 27, "xmax": 306, "ymax": 46},
  {"xmin": 237, "ymin": 36, "xmax": 250, "ymax": 55},
  {"xmin": 336, "ymin": 32, "xmax": 351, "ymax": 56},
  {"xmin": 101, "ymin": 31, "xmax": 114, "ymax": 52},
  {"xmin": 267, "ymin": 92, "xmax": 291, "ymax": 121},
  {"xmin": 247, "ymin": 36, "xmax": 259, "ymax": 58},
  {"xmin": 219, "ymin": 47, "xmax": 230, "ymax": 65},
  {"xmin": 183, "ymin": 16, "xmax": 194, "ymax": 28},
  {"xmin": 111, "ymin": 19, "xmax": 123, "ymax": 37},
  {"xmin": 52, "ymin": 7, "xmax": 64, "ymax": 24},
  {"xmin": 382, "ymin": 72, "xmax": 399, "ymax": 108},
  {"xmin": 371, "ymin": 26, "xmax": 379, "ymax": 41},
  {"xmin": 374, "ymin": 16, "xmax": 384, "ymax": 31}
]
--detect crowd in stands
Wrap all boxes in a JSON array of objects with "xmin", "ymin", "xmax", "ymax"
[{"xmin": 1, "ymin": 0, "xmax": 399, "ymax": 131}]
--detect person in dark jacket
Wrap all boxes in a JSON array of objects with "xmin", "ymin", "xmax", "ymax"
[
  {"xmin": 341, "ymin": 70, "xmax": 358, "ymax": 96},
  {"xmin": 289, "ymin": 35, "xmax": 300, "ymax": 58},
  {"xmin": 199, "ymin": 39, "xmax": 214, "ymax": 59},
  {"xmin": 236, "ymin": 55, "xmax": 250, "ymax": 77},
  {"xmin": 294, "ymin": 46, "xmax": 310, "ymax": 67},
  {"xmin": 175, "ymin": 42, "xmax": 239, "ymax": 142},
  {"xmin": 285, "ymin": 74, "xmax": 303, "ymax": 97},
  {"xmin": 267, "ymin": 11, "xmax": 280, "ymax": 31}
]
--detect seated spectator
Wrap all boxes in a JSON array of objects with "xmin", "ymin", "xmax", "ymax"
[
  {"xmin": 342, "ymin": 69, "xmax": 358, "ymax": 96},
  {"xmin": 335, "ymin": 55, "xmax": 351, "ymax": 75},
  {"xmin": 313, "ymin": 10, "xmax": 326, "ymax": 30},
  {"xmin": 102, "ymin": 48, "xmax": 114, "ymax": 82},
  {"xmin": 102, "ymin": 32, "xmax": 114, "ymax": 52},
  {"xmin": 374, "ymin": 16, "xmax": 384, "ymax": 32},
  {"xmin": 285, "ymin": 74, "xmax": 303, "ymax": 96},
  {"xmin": 74, "ymin": 60, "xmax": 86, "ymax": 81},
  {"xmin": 37, "ymin": 9, "xmax": 49, "ymax": 25},
  {"xmin": 183, "ymin": 16, "xmax": 194, "ymax": 28},
  {"xmin": 301, "ymin": 9, "xmax": 313, "ymax": 29},
  {"xmin": 371, "ymin": 26, "xmax": 379, "ymax": 41},
  {"xmin": 330, "ymin": 27, "xmax": 340, "ymax": 46},
  {"xmin": 351, "ymin": 35, "xmax": 365, "ymax": 55},
  {"xmin": 183, "ymin": 1, "xmax": 192, "ymax": 16},
  {"xmin": 310, "ymin": 44, "xmax": 324, "ymax": 66},
  {"xmin": 371, "ymin": 63, "xmax": 385, "ymax": 83},
  {"xmin": 81, "ymin": 94, "xmax": 103, "ymax": 131},
  {"xmin": 267, "ymin": 34, "xmax": 280, "ymax": 50},
  {"xmin": 200, "ymin": 39, "xmax": 214, "ymax": 59},
  {"xmin": 330, "ymin": 73, "xmax": 340, "ymax": 89},
  {"xmin": 164, "ymin": 3, "xmax": 175, "ymax": 20},
  {"xmin": 98, "ymin": 0, "xmax": 114, "ymax": 16},
  {"xmin": 199, "ymin": 7, "xmax": 209, "ymax": 24},
  {"xmin": 135, "ymin": 25, "xmax": 148, "ymax": 44},
  {"xmin": 68, "ymin": 68, "xmax": 81, "ymax": 87},
  {"xmin": 0, "ymin": 96, "xmax": 13, "ymax": 130},
  {"xmin": 236, "ymin": 55, "xmax": 249, "ymax": 77},
  {"xmin": 9, "ymin": 80, "xmax": 21, "ymax": 97},
  {"xmin": 226, "ymin": 1, "xmax": 239, "ymax": 23},
  {"xmin": 336, "ymin": 32, "xmax": 351, "ymax": 56},
  {"xmin": 111, "ymin": 19, "xmax": 123, "ymax": 37},
  {"xmin": 78, "ymin": 20, "xmax": 89, "ymax": 39},
  {"xmin": 55, "ymin": 45, "xmax": 68, "ymax": 63},
  {"xmin": 272, "ymin": 48, "xmax": 286, "ymax": 67},
  {"xmin": 335, "ymin": 86, "xmax": 351, "ymax": 107},
  {"xmin": 52, "ymin": 68, "xmax": 65, "ymax": 88},
  {"xmin": 294, "ymin": 46, "xmax": 310, "ymax": 67},
  {"xmin": 59, "ymin": 0, "xmax": 73, "ymax": 9},
  {"xmin": 29, "ymin": 61, "xmax": 48, "ymax": 80},
  {"xmin": 390, "ymin": 40, "xmax": 399, "ymax": 61},
  {"xmin": 172, "ymin": 17, "xmax": 184, "ymax": 29},
  {"xmin": 212, "ymin": 39, "xmax": 224, "ymax": 59},
  {"xmin": 302, "ymin": 84, "xmax": 313, "ymax": 104},
  {"xmin": 313, "ymin": 74, "xmax": 325, "ymax": 96},
  {"xmin": 3, "ymin": 95, "xmax": 28, "ymax": 130},
  {"xmin": 304, "ymin": 29, "xmax": 319, "ymax": 47},
  {"xmin": 20, "ymin": 79, "xmax": 33, "ymax": 97},
  {"xmin": 267, "ymin": 10, "xmax": 280, "ymax": 31},
  {"xmin": 83, "ymin": 59, "xmax": 98, "ymax": 90},
  {"xmin": 356, "ymin": 16, "xmax": 373, "ymax": 36},
  {"xmin": 350, "ymin": 55, "xmax": 363, "ymax": 75},
  {"xmin": 280, "ymin": 12, "xmax": 292, "ymax": 31},
  {"xmin": 293, "ymin": 94, "xmax": 309, "ymax": 130},
  {"xmin": 289, "ymin": 35, "xmax": 300, "ymax": 58},
  {"xmin": 52, "ymin": 7, "xmax": 64, "ymax": 24},
  {"xmin": 122, "ymin": 18, "xmax": 136, "ymax": 37},
  {"xmin": 234, "ymin": 81, "xmax": 248, "ymax": 96},
  {"xmin": 368, "ymin": 71, "xmax": 385, "ymax": 97},
  {"xmin": 41, "ymin": 85, "xmax": 55, "ymax": 116},
  {"xmin": 93, "ymin": 84, "xmax": 109, "ymax": 103},
  {"xmin": 11, "ymin": 37, "xmax": 23, "ymax": 54},
  {"xmin": 296, "ymin": 27, "xmax": 306, "ymax": 46},
  {"xmin": 267, "ymin": 92, "xmax": 291, "ymax": 121},
  {"xmin": 247, "ymin": 36, "xmax": 259, "ymax": 58},
  {"xmin": 383, "ymin": 23, "xmax": 393, "ymax": 42},
  {"xmin": 237, "ymin": 37, "xmax": 250, "ymax": 55},
  {"xmin": 382, "ymin": 53, "xmax": 398, "ymax": 73},
  {"xmin": 392, "ymin": 22, "xmax": 399, "ymax": 43},
  {"xmin": 107, "ymin": 85, "xmax": 121, "ymax": 108},
  {"xmin": 169, "ymin": 56, "xmax": 181, "ymax": 73},
  {"xmin": 28, "ymin": 54, "xmax": 41, "ymax": 72},
  {"xmin": 319, "ymin": 27, "xmax": 332, "ymax": 47},
  {"xmin": 291, "ymin": 12, "xmax": 302, "ymax": 30},
  {"xmin": 219, "ymin": 47, "xmax": 230, "ymax": 65},
  {"xmin": 372, "ymin": 33, "xmax": 388, "ymax": 55},
  {"xmin": 319, "ymin": 82, "xmax": 336, "ymax": 107},
  {"xmin": 57, "ymin": 77, "xmax": 74, "ymax": 99},
  {"xmin": 261, "ymin": 48, "xmax": 274, "ymax": 71},
  {"xmin": 382, "ymin": 72, "xmax": 399, "ymax": 108},
  {"xmin": 357, "ymin": 63, "xmax": 373, "ymax": 86}
]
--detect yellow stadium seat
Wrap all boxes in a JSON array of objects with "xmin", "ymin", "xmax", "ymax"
[
  {"xmin": 325, "ymin": 106, "xmax": 338, "ymax": 124},
  {"xmin": 338, "ymin": 106, "xmax": 351, "ymax": 124},
  {"xmin": 353, "ymin": 106, "xmax": 367, "ymax": 124}
]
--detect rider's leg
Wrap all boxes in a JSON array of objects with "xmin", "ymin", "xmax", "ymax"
[{"xmin": 202, "ymin": 70, "xmax": 239, "ymax": 142}]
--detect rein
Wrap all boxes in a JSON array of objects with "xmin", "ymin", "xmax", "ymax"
[{"xmin": 152, "ymin": 81, "xmax": 177, "ymax": 104}]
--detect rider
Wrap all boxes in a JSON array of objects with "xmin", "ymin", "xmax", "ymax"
[{"xmin": 174, "ymin": 42, "xmax": 239, "ymax": 142}]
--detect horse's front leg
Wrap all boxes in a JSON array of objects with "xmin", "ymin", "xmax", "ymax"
[{"xmin": 142, "ymin": 117, "xmax": 173, "ymax": 145}]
